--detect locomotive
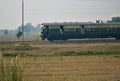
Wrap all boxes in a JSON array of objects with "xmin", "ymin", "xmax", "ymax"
[{"xmin": 41, "ymin": 22, "xmax": 120, "ymax": 41}]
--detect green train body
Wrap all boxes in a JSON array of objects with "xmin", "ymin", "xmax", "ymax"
[{"xmin": 41, "ymin": 22, "xmax": 120, "ymax": 41}]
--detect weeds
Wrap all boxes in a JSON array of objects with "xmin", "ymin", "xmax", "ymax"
[{"xmin": 0, "ymin": 49, "xmax": 25, "ymax": 81}]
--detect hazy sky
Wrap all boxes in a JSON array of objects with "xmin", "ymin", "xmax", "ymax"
[{"xmin": 0, "ymin": 0, "xmax": 120, "ymax": 29}]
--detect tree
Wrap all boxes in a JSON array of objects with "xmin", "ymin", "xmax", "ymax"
[
  {"xmin": 34, "ymin": 24, "xmax": 41, "ymax": 33},
  {"xmin": 16, "ymin": 31, "xmax": 23, "ymax": 40},
  {"xmin": 17, "ymin": 23, "xmax": 34, "ymax": 34},
  {"xmin": 4, "ymin": 29, "xmax": 9, "ymax": 41},
  {"xmin": 112, "ymin": 16, "xmax": 120, "ymax": 22},
  {"xmin": 25, "ymin": 23, "xmax": 34, "ymax": 34},
  {"xmin": 4, "ymin": 30, "xmax": 8, "ymax": 35}
]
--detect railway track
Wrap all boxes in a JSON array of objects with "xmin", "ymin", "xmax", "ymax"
[{"xmin": 0, "ymin": 38, "xmax": 120, "ymax": 45}]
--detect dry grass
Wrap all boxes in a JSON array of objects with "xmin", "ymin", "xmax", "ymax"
[
  {"xmin": 0, "ymin": 43, "xmax": 120, "ymax": 81},
  {"xmin": 1, "ymin": 43, "xmax": 120, "ymax": 56},
  {"xmin": 0, "ymin": 34, "xmax": 40, "ymax": 42},
  {"xmin": 20, "ymin": 56, "xmax": 120, "ymax": 81}
]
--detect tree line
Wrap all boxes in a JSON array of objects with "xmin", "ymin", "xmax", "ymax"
[{"xmin": 112, "ymin": 16, "xmax": 120, "ymax": 22}]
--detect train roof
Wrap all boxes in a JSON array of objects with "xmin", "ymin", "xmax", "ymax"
[{"xmin": 42, "ymin": 22, "xmax": 120, "ymax": 26}]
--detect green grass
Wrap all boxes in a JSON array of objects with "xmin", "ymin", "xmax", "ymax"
[
  {"xmin": 2, "ymin": 52, "xmax": 34, "ymax": 57},
  {"xmin": 55, "ymin": 50, "xmax": 120, "ymax": 56},
  {"xmin": 0, "ymin": 50, "xmax": 25, "ymax": 81},
  {"xmin": 2, "ymin": 50, "xmax": 120, "ymax": 58}
]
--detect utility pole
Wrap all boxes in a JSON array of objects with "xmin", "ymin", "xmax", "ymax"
[{"xmin": 22, "ymin": 0, "xmax": 24, "ymax": 44}]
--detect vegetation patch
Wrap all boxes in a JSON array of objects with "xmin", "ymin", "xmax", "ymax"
[
  {"xmin": 1, "ymin": 48, "xmax": 6, "ymax": 51},
  {"xmin": 3, "ymin": 52, "xmax": 34, "ymax": 57},
  {"xmin": 55, "ymin": 50, "xmax": 120, "ymax": 56},
  {"xmin": 0, "ymin": 47, "xmax": 14, "ymax": 51},
  {"xmin": 56, "ymin": 51, "xmax": 76, "ymax": 56},
  {"xmin": 0, "ymin": 51, "xmax": 25, "ymax": 81},
  {"xmin": 14, "ymin": 44, "xmax": 33, "ymax": 51}
]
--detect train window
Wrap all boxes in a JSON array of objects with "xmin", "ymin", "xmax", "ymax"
[{"xmin": 64, "ymin": 28, "xmax": 77, "ymax": 31}]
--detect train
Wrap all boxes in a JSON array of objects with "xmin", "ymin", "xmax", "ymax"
[{"xmin": 41, "ymin": 22, "xmax": 120, "ymax": 41}]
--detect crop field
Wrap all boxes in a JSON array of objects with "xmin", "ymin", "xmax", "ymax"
[
  {"xmin": 24, "ymin": 56, "xmax": 120, "ymax": 81},
  {"xmin": 0, "ymin": 42, "xmax": 120, "ymax": 81}
]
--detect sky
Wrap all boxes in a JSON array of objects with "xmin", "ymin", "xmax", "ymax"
[{"xmin": 0, "ymin": 0, "xmax": 120, "ymax": 29}]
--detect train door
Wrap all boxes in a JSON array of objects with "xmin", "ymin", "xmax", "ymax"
[
  {"xmin": 60, "ymin": 26, "xmax": 64, "ymax": 35},
  {"xmin": 45, "ymin": 26, "xmax": 49, "ymax": 36},
  {"xmin": 81, "ymin": 25, "xmax": 85, "ymax": 34},
  {"xmin": 60, "ymin": 26, "xmax": 67, "ymax": 40}
]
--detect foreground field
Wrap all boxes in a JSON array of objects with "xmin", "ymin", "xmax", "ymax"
[
  {"xmin": 0, "ymin": 42, "xmax": 120, "ymax": 81},
  {"xmin": 16, "ymin": 56, "xmax": 120, "ymax": 81}
]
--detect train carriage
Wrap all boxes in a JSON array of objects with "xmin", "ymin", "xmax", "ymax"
[{"xmin": 41, "ymin": 22, "xmax": 120, "ymax": 41}]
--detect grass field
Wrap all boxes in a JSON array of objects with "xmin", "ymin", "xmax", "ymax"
[
  {"xmin": 1, "ymin": 42, "xmax": 120, "ymax": 56},
  {"xmin": 0, "ymin": 42, "xmax": 120, "ymax": 81},
  {"xmin": 24, "ymin": 56, "xmax": 120, "ymax": 81}
]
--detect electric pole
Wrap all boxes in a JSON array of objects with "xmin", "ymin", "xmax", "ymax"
[{"xmin": 22, "ymin": 0, "xmax": 24, "ymax": 44}]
